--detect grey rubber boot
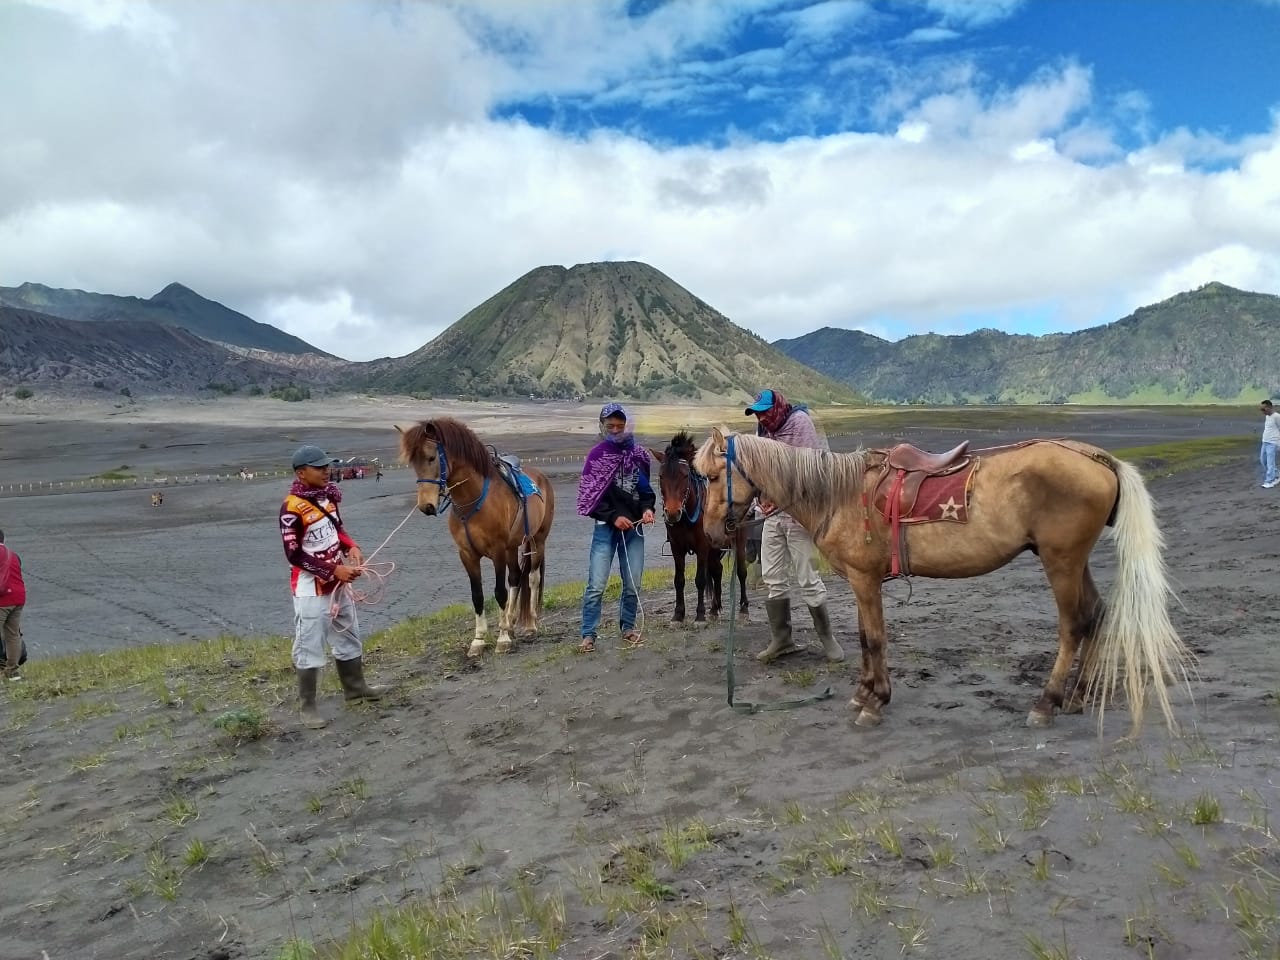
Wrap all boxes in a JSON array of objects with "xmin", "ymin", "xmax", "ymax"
[
  {"xmin": 808, "ymin": 603, "xmax": 846, "ymax": 662},
  {"xmin": 335, "ymin": 656, "xmax": 384, "ymax": 702},
  {"xmin": 296, "ymin": 668, "xmax": 328, "ymax": 729},
  {"xmin": 758, "ymin": 596, "xmax": 802, "ymax": 663}
]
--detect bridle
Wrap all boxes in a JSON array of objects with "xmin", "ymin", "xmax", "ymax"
[
  {"xmin": 415, "ymin": 441, "xmax": 489, "ymax": 518},
  {"xmin": 660, "ymin": 456, "xmax": 705, "ymax": 525},
  {"xmin": 721, "ymin": 435, "xmax": 761, "ymax": 534}
]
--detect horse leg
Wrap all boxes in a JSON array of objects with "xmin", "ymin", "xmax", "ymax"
[
  {"xmin": 464, "ymin": 553, "xmax": 489, "ymax": 659},
  {"xmin": 1028, "ymin": 553, "xmax": 1089, "ymax": 727},
  {"xmin": 693, "ymin": 547, "xmax": 708, "ymax": 622},
  {"xmin": 847, "ymin": 572, "xmax": 891, "ymax": 726},
  {"xmin": 1062, "ymin": 565, "xmax": 1103, "ymax": 715},
  {"xmin": 496, "ymin": 560, "xmax": 518, "ymax": 654},
  {"xmin": 672, "ymin": 548, "xmax": 687, "ymax": 623}
]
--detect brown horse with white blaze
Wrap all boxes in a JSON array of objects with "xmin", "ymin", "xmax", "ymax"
[
  {"xmin": 398, "ymin": 418, "xmax": 555, "ymax": 658},
  {"xmin": 694, "ymin": 428, "xmax": 1192, "ymax": 734}
]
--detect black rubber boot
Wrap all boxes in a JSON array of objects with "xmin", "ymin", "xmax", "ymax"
[
  {"xmin": 335, "ymin": 656, "xmax": 384, "ymax": 702},
  {"xmin": 759, "ymin": 596, "xmax": 801, "ymax": 663},
  {"xmin": 296, "ymin": 667, "xmax": 328, "ymax": 729}
]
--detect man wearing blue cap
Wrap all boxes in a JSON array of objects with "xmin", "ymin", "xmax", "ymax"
[
  {"xmin": 280, "ymin": 444, "xmax": 382, "ymax": 729},
  {"xmin": 744, "ymin": 389, "xmax": 845, "ymax": 664}
]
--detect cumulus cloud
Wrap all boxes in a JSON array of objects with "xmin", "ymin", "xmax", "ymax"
[{"xmin": 1, "ymin": 0, "xmax": 1278, "ymax": 362}]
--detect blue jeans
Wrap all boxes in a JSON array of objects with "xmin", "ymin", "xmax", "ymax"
[
  {"xmin": 1262, "ymin": 442, "xmax": 1278, "ymax": 485},
  {"xmin": 581, "ymin": 522, "xmax": 645, "ymax": 639}
]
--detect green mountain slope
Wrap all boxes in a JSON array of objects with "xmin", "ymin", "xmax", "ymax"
[
  {"xmin": 361, "ymin": 262, "xmax": 861, "ymax": 404},
  {"xmin": 0, "ymin": 282, "xmax": 330, "ymax": 357},
  {"xmin": 774, "ymin": 282, "xmax": 1280, "ymax": 404}
]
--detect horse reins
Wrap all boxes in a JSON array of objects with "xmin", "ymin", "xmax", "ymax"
[{"xmin": 721, "ymin": 435, "xmax": 833, "ymax": 714}]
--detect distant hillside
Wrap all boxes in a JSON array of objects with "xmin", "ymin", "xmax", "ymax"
[
  {"xmin": 0, "ymin": 306, "xmax": 288, "ymax": 393},
  {"xmin": 775, "ymin": 282, "xmax": 1280, "ymax": 404},
  {"xmin": 0, "ymin": 282, "xmax": 331, "ymax": 357},
  {"xmin": 359, "ymin": 262, "xmax": 861, "ymax": 404}
]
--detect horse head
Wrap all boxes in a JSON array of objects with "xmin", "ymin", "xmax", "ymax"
[
  {"xmin": 655, "ymin": 430, "xmax": 699, "ymax": 523},
  {"xmin": 694, "ymin": 426, "xmax": 758, "ymax": 542},
  {"xmin": 398, "ymin": 417, "xmax": 493, "ymax": 516}
]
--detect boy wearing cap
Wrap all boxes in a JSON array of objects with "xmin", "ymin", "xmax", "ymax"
[
  {"xmin": 744, "ymin": 389, "xmax": 845, "ymax": 664},
  {"xmin": 280, "ymin": 445, "xmax": 382, "ymax": 729}
]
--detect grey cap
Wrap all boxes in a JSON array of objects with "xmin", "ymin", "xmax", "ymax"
[{"xmin": 291, "ymin": 444, "xmax": 332, "ymax": 469}]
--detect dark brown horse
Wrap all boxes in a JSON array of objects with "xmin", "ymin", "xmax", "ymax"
[
  {"xmin": 652, "ymin": 431, "xmax": 749, "ymax": 623},
  {"xmin": 695, "ymin": 428, "xmax": 1192, "ymax": 733},
  {"xmin": 398, "ymin": 418, "xmax": 555, "ymax": 658}
]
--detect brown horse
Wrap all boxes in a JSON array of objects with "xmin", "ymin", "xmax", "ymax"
[
  {"xmin": 398, "ymin": 418, "xmax": 555, "ymax": 658},
  {"xmin": 651, "ymin": 431, "xmax": 749, "ymax": 623},
  {"xmin": 694, "ymin": 428, "xmax": 1192, "ymax": 733}
]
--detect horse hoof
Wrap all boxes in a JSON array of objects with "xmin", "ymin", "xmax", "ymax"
[
  {"xmin": 1061, "ymin": 698, "xmax": 1084, "ymax": 715},
  {"xmin": 495, "ymin": 639, "xmax": 513, "ymax": 655},
  {"xmin": 1026, "ymin": 710, "xmax": 1054, "ymax": 728},
  {"xmin": 854, "ymin": 708, "xmax": 882, "ymax": 727},
  {"xmin": 849, "ymin": 693, "xmax": 867, "ymax": 710},
  {"xmin": 467, "ymin": 641, "xmax": 486, "ymax": 659}
]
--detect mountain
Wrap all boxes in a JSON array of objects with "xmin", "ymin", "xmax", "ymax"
[
  {"xmin": 774, "ymin": 282, "xmax": 1280, "ymax": 404},
  {"xmin": 360, "ymin": 262, "xmax": 861, "ymax": 404},
  {"xmin": 0, "ymin": 306, "xmax": 288, "ymax": 392},
  {"xmin": 0, "ymin": 282, "xmax": 331, "ymax": 357}
]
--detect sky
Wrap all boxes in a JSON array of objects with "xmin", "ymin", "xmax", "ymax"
[{"xmin": 1, "ymin": 0, "xmax": 1278, "ymax": 362}]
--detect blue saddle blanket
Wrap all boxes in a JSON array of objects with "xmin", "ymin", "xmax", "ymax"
[{"xmin": 496, "ymin": 455, "xmax": 541, "ymax": 499}]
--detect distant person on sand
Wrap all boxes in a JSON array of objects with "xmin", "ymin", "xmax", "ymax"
[
  {"xmin": 576, "ymin": 403, "xmax": 655, "ymax": 653},
  {"xmin": 745, "ymin": 389, "xmax": 845, "ymax": 664},
  {"xmin": 1261, "ymin": 400, "xmax": 1280, "ymax": 488},
  {"xmin": 280, "ymin": 445, "xmax": 383, "ymax": 728},
  {"xmin": 0, "ymin": 530, "xmax": 28, "ymax": 680}
]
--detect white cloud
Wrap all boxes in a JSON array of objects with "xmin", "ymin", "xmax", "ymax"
[{"xmin": 0, "ymin": 1, "xmax": 1278, "ymax": 364}]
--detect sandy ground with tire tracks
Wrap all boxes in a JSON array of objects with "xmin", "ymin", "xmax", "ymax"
[{"xmin": 0, "ymin": 396, "xmax": 1277, "ymax": 960}]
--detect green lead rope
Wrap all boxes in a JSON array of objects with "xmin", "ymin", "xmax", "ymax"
[{"xmin": 724, "ymin": 554, "xmax": 834, "ymax": 714}]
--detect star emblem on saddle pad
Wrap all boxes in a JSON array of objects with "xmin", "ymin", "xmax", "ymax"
[{"xmin": 938, "ymin": 496, "xmax": 962, "ymax": 520}]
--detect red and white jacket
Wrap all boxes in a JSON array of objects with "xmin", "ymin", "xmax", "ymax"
[{"xmin": 280, "ymin": 491, "xmax": 358, "ymax": 597}]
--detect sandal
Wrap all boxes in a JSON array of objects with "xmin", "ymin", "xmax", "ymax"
[
  {"xmin": 622, "ymin": 631, "xmax": 645, "ymax": 648},
  {"xmin": 578, "ymin": 636, "xmax": 596, "ymax": 653}
]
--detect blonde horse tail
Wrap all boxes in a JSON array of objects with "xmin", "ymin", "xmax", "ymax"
[{"xmin": 1086, "ymin": 457, "xmax": 1194, "ymax": 734}]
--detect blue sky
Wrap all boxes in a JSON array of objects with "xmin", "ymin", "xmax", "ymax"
[{"xmin": 1, "ymin": 0, "xmax": 1278, "ymax": 359}]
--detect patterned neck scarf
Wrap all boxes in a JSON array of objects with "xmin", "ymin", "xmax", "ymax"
[{"xmin": 290, "ymin": 478, "xmax": 343, "ymax": 504}]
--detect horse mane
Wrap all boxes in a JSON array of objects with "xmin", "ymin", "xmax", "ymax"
[
  {"xmin": 663, "ymin": 430, "xmax": 697, "ymax": 480},
  {"xmin": 399, "ymin": 417, "xmax": 494, "ymax": 477},
  {"xmin": 705, "ymin": 432, "xmax": 869, "ymax": 526}
]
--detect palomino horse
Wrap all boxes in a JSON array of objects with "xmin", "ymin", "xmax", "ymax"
[
  {"xmin": 694, "ymin": 429, "xmax": 1192, "ymax": 733},
  {"xmin": 150, "ymin": 491, "xmax": 164, "ymax": 507},
  {"xmin": 398, "ymin": 418, "xmax": 555, "ymax": 658},
  {"xmin": 651, "ymin": 431, "xmax": 749, "ymax": 623}
]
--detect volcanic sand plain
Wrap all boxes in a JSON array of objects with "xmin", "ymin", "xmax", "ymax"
[{"xmin": 0, "ymin": 396, "xmax": 1277, "ymax": 960}]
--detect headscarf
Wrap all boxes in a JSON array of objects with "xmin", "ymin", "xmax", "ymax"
[
  {"xmin": 289, "ymin": 478, "xmax": 343, "ymax": 504},
  {"xmin": 577, "ymin": 402, "xmax": 651, "ymax": 516},
  {"xmin": 753, "ymin": 389, "xmax": 792, "ymax": 436}
]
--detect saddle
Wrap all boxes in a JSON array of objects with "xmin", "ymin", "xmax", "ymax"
[
  {"xmin": 871, "ymin": 442, "xmax": 970, "ymax": 517},
  {"xmin": 868, "ymin": 442, "xmax": 975, "ymax": 579},
  {"xmin": 492, "ymin": 451, "xmax": 541, "ymax": 500}
]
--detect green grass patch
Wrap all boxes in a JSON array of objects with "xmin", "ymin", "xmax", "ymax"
[{"xmin": 1111, "ymin": 435, "xmax": 1254, "ymax": 476}]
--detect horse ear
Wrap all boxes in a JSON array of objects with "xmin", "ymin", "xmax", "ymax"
[
  {"xmin": 710, "ymin": 426, "xmax": 728, "ymax": 452},
  {"xmin": 651, "ymin": 448, "xmax": 665, "ymax": 464}
]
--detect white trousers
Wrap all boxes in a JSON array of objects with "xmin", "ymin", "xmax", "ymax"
[
  {"xmin": 760, "ymin": 513, "xmax": 827, "ymax": 605},
  {"xmin": 292, "ymin": 589, "xmax": 362, "ymax": 669}
]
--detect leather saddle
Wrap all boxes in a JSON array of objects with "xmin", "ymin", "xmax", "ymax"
[{"xmin": 871, "ymin": 441, "xmax": 972, "ymax": 519}]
